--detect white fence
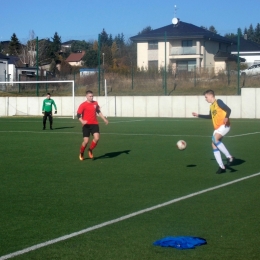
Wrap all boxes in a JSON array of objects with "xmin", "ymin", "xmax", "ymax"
[{"xmin": 0, "ymin": 88, "xmax": 259, "ymax": 118}]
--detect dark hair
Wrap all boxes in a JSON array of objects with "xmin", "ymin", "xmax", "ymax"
[
  {"xmin": 86, "ymin": 90, "xmax": 93, "ymax": 95},
  {"xmin": 47, "ymin": 93, "xmax": 51, "ymax": 96},
  {"xmin": 203, "ymin": 89, "xmax": 215, "ymax": 96}
]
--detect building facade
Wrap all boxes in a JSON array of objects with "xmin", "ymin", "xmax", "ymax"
[{"xmin": 131, "ymin": 19, "xmax": 238, "ymax": 74}]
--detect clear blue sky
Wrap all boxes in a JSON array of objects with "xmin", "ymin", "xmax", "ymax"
[{"xmin": 1, "ymin": 0, "xmax": 259, "ymax": 43}]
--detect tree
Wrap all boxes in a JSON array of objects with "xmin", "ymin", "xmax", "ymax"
[
  {"xmin": 247, "ymin": 24, "xmax": 254, "ymax": 41},
  {"xmin": 8, "ymin": 33, "xmax": 21, "ymax": 55},
  {"xmin": 254, "ymin": 23, "xmax": 260, "ymax": 44},
  {"xmin": 18, "ymin": 30, "xmax": 52, "ymax": 66},
  {"xmin": 138, "ymin": 26, "xmax": 152, "ymax": 35},
  {"xmin": 71, "ymin": 40, "xmax": 90, "ymax": 52},
  {"xmin": 100, "ymin": 29, "xmax": 109, "ymax": 47},
  {"xmin": 224, "ymin": 33, "xmax": 237, "ymax": 38},
  {"xmin": 59, "ymin": 60, "xmax": 72, "ymax": 77},
  {"xmin": 209, "ymin": 25, "xmax": 217, "ymax": 34},
  {"xmin": 83, "ymin": 49, "xmax": 99, "ymax": 67},
  {"xmin": 48, "ymin": 32, "xmax": 61, "ymax": 59}
]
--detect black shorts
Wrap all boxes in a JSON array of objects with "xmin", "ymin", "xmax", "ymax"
[{"xmin": 82, "ymin": 124, "xmax": 99, "ymax": 137}]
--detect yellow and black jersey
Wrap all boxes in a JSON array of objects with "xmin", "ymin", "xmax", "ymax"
[{"xmin": 199, "ymin": 99, "xmax": 231, "ymax": 129}]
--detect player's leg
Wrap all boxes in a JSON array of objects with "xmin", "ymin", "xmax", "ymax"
[
  {"xmin": 43, "ymin": 112, "xmax": 47, "ymax": 130},
  {"xmin": 48, "ymin": 113, "xmax": 53, "ymax": 130},
  {"xmin": 214, "ymin": 125, "xmax": 233, "ymax": 165},
  {"xmin": 212, "ymin": 133, "xmax": 226, "ymax": 173},
  {"xmin": 79, "ymin": 125, "xmax": 90, "ymax": 161},
  {"xmin": 88, "ymin": 125, "xmax": 100, "ymax": 159}
]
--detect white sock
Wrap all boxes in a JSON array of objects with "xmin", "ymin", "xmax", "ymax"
[
  {"xmin": 216, "ymin": 141, "xmax": 231, "ymax": 158},
  {"xmin": 213, "ymin": 149, "xmax": 225, "ymax": 168}
]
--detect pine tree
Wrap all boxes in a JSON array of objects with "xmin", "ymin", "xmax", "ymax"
[
  {"xmin": 254, "ymin": 23, "xmax": 260, "ymax": 44},
  {"xmin": 8, "ymin": 33, "xmax": 21, "ymax": 55},
  {"xmin": 209, "ymin": 25, "xmax": 217, "ymax": 34},
  {"xmin": 49, "ymin": 32, "xmax": 61, "ymax": 59},
  {"xmin": 247, "ymin": 24, "xmax": 254, "ymax": 41}
]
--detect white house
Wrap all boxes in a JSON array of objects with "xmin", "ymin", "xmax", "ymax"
[
  {"xmin": 231, "ymin": 36, "xmax": 260, "ymax": 66},
  {"xmin": 0, "ymin": 53, "xmax": 9, "ymax": 82},
  {"xmin": 130, "ymin": 18, "xmax": 242, "ymax": 74}
]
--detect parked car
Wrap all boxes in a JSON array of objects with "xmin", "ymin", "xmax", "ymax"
[{"xmin": 240, "ymin": 63, "xmax": 260, "ymax": 76}]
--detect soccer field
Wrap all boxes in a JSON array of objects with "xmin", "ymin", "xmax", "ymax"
[{"xmin": 0, "ymin": 117, "xmax": 260, "ymax": 260}]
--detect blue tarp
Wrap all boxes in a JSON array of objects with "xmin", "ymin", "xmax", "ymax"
[{"xmin": 153, "ymin": 236, "xmax": 207, "ymax": 250}]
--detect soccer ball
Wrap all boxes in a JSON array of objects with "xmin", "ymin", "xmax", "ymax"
[{"xmin": 177, "ymin": 140, "xmax": 187, "ymax": 150}]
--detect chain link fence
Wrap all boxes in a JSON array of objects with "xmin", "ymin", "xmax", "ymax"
[{"xmin": 0, "ymin": 66, "xmax": 259, "ymax": 96}]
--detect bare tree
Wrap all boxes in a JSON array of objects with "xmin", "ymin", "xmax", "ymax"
[{"xmin": 18, "ymin": 30, "xmax": 51, "ymax": 66}]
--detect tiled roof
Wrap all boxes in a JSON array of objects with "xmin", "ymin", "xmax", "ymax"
[
  {"xmin": 231, "ymin": 37, "xmax": 260, "ymax": 52},
  {"xmin": 131, "ymin": 20, "xmax": 234, "ymax": 44},
  {"xmin": 0, "ymin": 53, "xmax": 9, "ymax": 59},
  {"xmin": 66, "ymin": 51, "xmax": 85, "ymax": 62}
]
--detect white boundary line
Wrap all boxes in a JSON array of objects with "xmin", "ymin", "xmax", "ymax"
[
  {"xmin": 0, "ymin": 130, "xmax": 259, "ymax": 138},
  {"xmin": 1, "ymin": 172, "xmax": 260, "ymax": 260}
]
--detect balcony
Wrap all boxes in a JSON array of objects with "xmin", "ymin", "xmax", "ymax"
[{"xmin": 171, "ymin": 46, "xmax": 197, "ymax": 55}]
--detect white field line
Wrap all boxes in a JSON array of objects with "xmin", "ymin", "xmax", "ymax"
[
  {"xmin": 0, "ymin": 130, "xmax": 260, "ymax": 138},
  {"xmin": 1, "ymin": 172, "xmax": 260, "ymax": 260}
]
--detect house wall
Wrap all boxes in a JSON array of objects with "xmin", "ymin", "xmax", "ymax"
[
  {"xmin": 0, "ymin": 59, "xmax": 8, "ymax": 81},
  {"xmin": 8, "ymin": 64, "xmax": 16, "ymax": 81},
  {"xmin": 137, "ymin": 43, "xmax": 148, "ymax": 69},
  {"xmin": 0, "ymin": 88, "xmax": 259, "ymax": 119},
  {"xmin": 236, "ymin": 53, "xmax": 260, "ymax": 66},
  {"xmin": 204, "ymin": 41, "xmax": 219, "ymax": 69},
  {"xmin": 158, "ymin": 42, "xmax": 169, "ymax": 69}
]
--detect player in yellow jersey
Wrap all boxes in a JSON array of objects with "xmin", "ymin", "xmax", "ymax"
[{"xmin": 192, "ymin": 90, "xmax": 233, "ymax": 174}]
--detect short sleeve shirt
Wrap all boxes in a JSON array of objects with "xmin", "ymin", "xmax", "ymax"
[{"xmin": 77, "ymin": 101, "xmax": 100, "ymax": 124}]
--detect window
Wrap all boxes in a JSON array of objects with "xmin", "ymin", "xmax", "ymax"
[
  {"xmin": 148, "ymin": 60, "xmax": 158, "ymax": 69},
  {"xmin": 182, "ymin": 40, "xmax": 193, "ymax": 47},
  {"xmin": 177, "ymin": 60, "xmax": 196, "ymax": 72},
  {"xmin": 148, "ymin": 41, "xmax": 158, "ymax": 50}
]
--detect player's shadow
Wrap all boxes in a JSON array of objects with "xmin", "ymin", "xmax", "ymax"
[
  {"xmin": 186, "ymin": 164, "xmax": 197, "ymax": 167},
  {"xmin": 94, "ymin": 150, "xmax": 131, "ymax": 160},
  {"xmin": 211, "ymin": 158, "xmax": 246, "ymax": 173},
  {"xmin": 52, "ymin": 126, "xmax": 75, "ymax": 130}
]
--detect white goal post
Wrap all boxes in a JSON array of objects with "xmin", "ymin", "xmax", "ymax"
[{"xmin": 0, "ymin": 80, "xmax": 75, "ymax": 118}]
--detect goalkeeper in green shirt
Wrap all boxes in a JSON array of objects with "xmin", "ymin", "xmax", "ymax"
[{"xmin": 42, "ymin": 93, "xmax": 57, "ymax": 130}]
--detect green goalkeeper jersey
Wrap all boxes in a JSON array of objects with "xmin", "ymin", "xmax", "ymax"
[{"xmin": 42, "ymin": 98, "xmax": 57, "ymax": 112}]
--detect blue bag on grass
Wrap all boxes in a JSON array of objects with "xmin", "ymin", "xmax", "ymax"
[{"xmin": 153, "ymin": 236, "xmax": 207, "ymax": 250}]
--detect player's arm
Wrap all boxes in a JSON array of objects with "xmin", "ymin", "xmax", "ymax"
[
  {"xmin": 96, "ymin": 108, "xmax": 108, "ymax": 125},
  {"xmin": 77, "ymin": 105, "xmax": 87, "ymax": 125},
  {"xmin": 192, "ymin": 111, "xmax": 212, "ymax": 119},
  {"xmin": 52, "ymin": 100, "xmax": 57, "ymax": 114},
  {"xmin": 96, "ymin": 105, "xmax": 108, "ymax": 125},
  {"xmin": 77, "ymin": 113, "xmax": 87, "ymax": 125},
  {"xmin": 42, "ymin": 100, "xmax": 45, "ymax": 114},
  {"xmin": 217, "ymin": 99, "xmax": 231, "ymax": 124},
  {"xmin": 217, "ymin": 100, "xmax": 231, "ymax": 118}
]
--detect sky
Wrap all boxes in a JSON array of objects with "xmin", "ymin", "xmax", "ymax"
[{"xmin": 1, "ymin": 0, "xmax": 260, "ymax": 43}]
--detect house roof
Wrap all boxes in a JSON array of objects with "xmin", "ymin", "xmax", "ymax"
[
  {"xmin": 8, "ymin": 55, "xmax": 20, "ymax": 65},
  {"xmin": 130, "ymin": 20, "xmax": 234, "ymax": 44},
  {"xmin": 230, "ymin": 37, "xmax": 260, "ymax": 52},
  {"xmin": 0, "ymin": 53, "xmax": 9, "ymax": 60},
  {"xmin": 214, "ymin": 51, "xmax": 246, "ymax": 62},
  {"xmin": 62, "ymin": 40, "xmax": 75, "ymax": 46},
  {"xmin": 66, "ymin": 51, "xmax": 85, "ymax": 62}
]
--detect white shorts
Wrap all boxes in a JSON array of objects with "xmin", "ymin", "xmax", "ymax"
[{"xmin": 212, "ymin": 125, "xmax": 230, "ymax": 143}]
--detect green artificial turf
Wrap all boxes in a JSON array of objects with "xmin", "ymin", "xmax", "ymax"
[{"xmin": 0, "ymin": 117, "xmax": 260, "ymax": 260}]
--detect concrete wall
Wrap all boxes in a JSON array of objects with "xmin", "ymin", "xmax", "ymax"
[{"xmin": 0, "ymin": 88, "xmax": 259, "ymax": 118}]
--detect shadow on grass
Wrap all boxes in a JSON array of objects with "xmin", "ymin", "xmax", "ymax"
[
  {"xmin": 186, "ymin": 164, "xmax": 197, "ymax": 167},
  {"xmin": 211, "ymin": 158, "xmax": 246, "ymax": 173},
  {"xmin": 93, "ymin": 150, "xmax": 131, "ymax": 160}
]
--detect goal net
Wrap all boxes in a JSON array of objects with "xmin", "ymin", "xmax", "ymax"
[{"xmin": 0, "ymin": 80, "xmax": 75, "ymax": 118}]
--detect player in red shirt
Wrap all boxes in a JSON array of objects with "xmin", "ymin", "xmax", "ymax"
[{"xmin": 77, "ymin": 90, "xmax": 108, "ymax": 160}]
